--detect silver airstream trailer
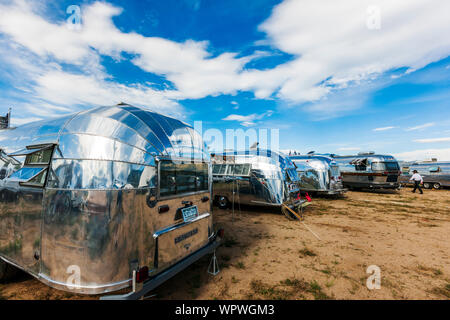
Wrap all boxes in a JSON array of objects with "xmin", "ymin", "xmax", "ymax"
[
  {"xmin": 333, "ymin": 153, "xmax": 401, "ymax": 190},
  {"xmin": 399, "ymin": 161, "xmax": 450, "ymax": 190},
  {"xmin": 0, "ymin": 104, "xmax": 222, "ymax": 299},
  {"xmin": 290, "ymin": 154, "xmax": 347, "ymax": 195},
  {"xmin": 211, "ymin": 150, "xmax": 304, "ymax": 218}
]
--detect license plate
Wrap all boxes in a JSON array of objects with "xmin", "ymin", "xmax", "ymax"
[{"xmin": 181, "ymin": 206, "xmax": 199, "ymax": 222}]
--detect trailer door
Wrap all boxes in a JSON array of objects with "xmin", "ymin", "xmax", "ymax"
[{"xmin": 0, "ymin": 144, "xmax": 54, "ymax": 274}]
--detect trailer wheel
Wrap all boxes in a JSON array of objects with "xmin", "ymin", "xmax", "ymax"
[
  {"xmin": 423, "ymin": 182, "xmax": 431, "ymax": 189},
  {"xmin": 433, "ymin": 183, "xmax": 441, "ymax": 190},
  {"xmin": 0, "ymin": 260, "xmax": 18, "ymax": 282},
  {"xmin": 217, "ymin": 196, "xmax": 229, "ymax": 209}
]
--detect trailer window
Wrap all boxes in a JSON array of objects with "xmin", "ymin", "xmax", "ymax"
[
  {"xmin": 9, "ymin": 167, "xmax": 45, "ymax": 181},
  {"xmin": 25, "ymin": 169, "xmax": 48, "ymax": 186},
  {"xmin": 9, "ymin": 144, "xmax": 55, "ymax": 188},
  {"xmin": 350, "ymin": 158, "xmax": 368, "ymax": 171},
  {"xmin": 0, "ymin": 168, "xmax": 6, "ymax": 180},
  {"xmin": 212, "ymin": 164, "xmax": 227, "ymax": 175},
  {"xmin": 227, "ymin": 164, "xmax": 251, "ymax": 176},
  {"xmin": 372, "ymin": 162, "xmax": 399, "ymax": 171},
  {"xmin": 429, "ymin": 166, "xmax": 440, "ymax": 173},
  {"xmin": 25, "ymin": 148, "xmax": 53, "ymax": 165},
  {"xmin": 159, "ymin": 160, "xmax": 209, "ymax": 197},
  {"xmin": 225, "ymin": 164, "xmax": 235, "ymax": 175},
  {"xmin": 385, "ymin": 162, "xmax": 399, "ymax": 171}
]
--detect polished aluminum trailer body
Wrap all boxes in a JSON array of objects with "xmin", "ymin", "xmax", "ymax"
[
  {"xmin": 0, "ymin": 104, "xmax": 218, "ymax": 295},
  {"xmin": 290, "ymin": 155, "xmax": 346, "ymax": 195},
  {"xmin": 399, "ymin": 161, "xmax": 450, "ymax": 189},
  {"xmin": 211, "ymin": 150, "xmax": 302, "ymax": 210},
  {"xmin": 333, "ymin": 154, "xmax": 401, "ymax": 190}
]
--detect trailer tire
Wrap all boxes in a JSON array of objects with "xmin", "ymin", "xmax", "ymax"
[
  {"xmin": 433, "ymin": 183, "xmax": 441, "ymax": 190},
  {"xmin": 423, "ymin": 182, "xmax": 431, "ymax": 189},
  {"xmin": 0, "ymin": 260, "xmax": 19, "ymax": 282},
  {"xmin": 217, "ymin": 196, "xmax": 229, "ymax": 209}
]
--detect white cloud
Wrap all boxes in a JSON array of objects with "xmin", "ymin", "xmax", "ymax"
[
  {"xmin": 222, "ymin": 110, "xmax": 274, "ymax": 127},
  {"xmin": 373, "ymin": 126, "xmax": 396, "ymax": 132},
  {"xmin": 405, "ymin": 122, "xmax": 435, "ymax": 131},
  {"xmin": 34, "ymin": 71, "xmax": 181, "ymax": 111},
  {"xmin": 257, "ymin": 0, "xmax": 450, "ymax": 105},
  {"xmin": 394, "ymin": 148, "xmax": 450, "ymax": 161},
  {"xmin": 413, "ymin": 137, "xmax": 450, "ymax": 143},
  {"xmin": 1, "ymin": 0, "xmax": 450, "ymax": 121},
  {"xmin": 337, "ymin": 147, "xmax": 360, "ymax": 151}
]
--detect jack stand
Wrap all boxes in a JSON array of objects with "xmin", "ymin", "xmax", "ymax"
[
  {"xmin": 131, "ymin": 270, "xmax": 144, "ymax": 299},
  {"xmin": 207, "ymin": 250, "xmax": 220, "ymax": 276}
]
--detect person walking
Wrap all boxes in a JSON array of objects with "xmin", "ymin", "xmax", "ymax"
[{"xmin": 410, "ymin": 170, "xmax": 423, "ymax": 194}]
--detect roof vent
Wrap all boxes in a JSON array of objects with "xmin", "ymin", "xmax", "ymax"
[{"xmin": 357, "ymin": 151, "xmax": 375, "ymax": 156}]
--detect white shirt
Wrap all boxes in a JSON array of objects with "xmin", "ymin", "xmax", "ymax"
[{"xmin": 410, "ymin": 173, "xmax": 423, "ymax": 183}]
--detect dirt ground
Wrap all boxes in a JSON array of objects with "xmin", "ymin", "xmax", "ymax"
[{"xmin": 1, "ymin": 188, "xmax": 449, "ymax": 300}]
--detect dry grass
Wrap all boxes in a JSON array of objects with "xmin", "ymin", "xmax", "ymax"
[{"xmin": 1, "ymin": 188, "xmax": 449, "ymax": 300}]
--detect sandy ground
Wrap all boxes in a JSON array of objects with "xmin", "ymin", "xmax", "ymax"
[{"xmin": 1, "ymin": 188, "xmax": 449, "ymax": 300}]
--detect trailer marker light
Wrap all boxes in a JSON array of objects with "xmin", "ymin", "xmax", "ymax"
[
  {"xmin": 136, "ymin": 266, "xmax": 149, "ymax": 283},
  {"xmin": 158, "ymin": 205, "xmax": 170, "ymax": 213}
]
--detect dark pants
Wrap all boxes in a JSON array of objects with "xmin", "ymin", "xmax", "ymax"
[{"xmin": 412, "ymin": 181, "xmax": 423, "ymax": 194}]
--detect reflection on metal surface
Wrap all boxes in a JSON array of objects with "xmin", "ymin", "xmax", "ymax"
[
  {"xmin": 291, "ymin": 155, "xmax": 347, "ymax": 195},
  {"xmin": 0, "ymin": 104, "xmax": 215, "ymax": 294},
  {"xmin": 211, "ymin": 150, "xmax": 301, "ymax": 209}
]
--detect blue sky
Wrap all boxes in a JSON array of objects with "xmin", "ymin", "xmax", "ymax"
[{"xmin": 0, "ymin": 0, "xmax": 449, "ymax": 161}]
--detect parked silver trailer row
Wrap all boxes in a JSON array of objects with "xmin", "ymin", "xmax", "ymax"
[{"xmin": 0, "ymin": 103, "xmax": 438, "ymax": 299}]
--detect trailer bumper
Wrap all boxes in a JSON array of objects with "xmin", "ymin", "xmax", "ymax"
[{"xmin": 100, "ymin": 234, "xmax": 222, "ymax": 300}]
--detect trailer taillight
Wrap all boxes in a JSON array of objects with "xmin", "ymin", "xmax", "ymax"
[
  {"xmin": 217, "ymin": 228, "xmax": 225, "ymax": 238},
  {"xmin": 136, "ymin": 266, "xmax": 149, "ymax": 283}
]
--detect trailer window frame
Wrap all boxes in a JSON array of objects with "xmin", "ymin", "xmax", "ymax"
[
  {"xmin": 212, "ymin": 163, "xmax": 251, "ymax": 176},
  {"xmin": 8, "ymin": 143, "xmax": 56, "ymax": 188},
  {"xmin": 158, "ymin": 159, "xmax": 209, "ymax": 198}
]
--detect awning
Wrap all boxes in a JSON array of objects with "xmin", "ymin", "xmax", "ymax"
[{"xmin": 350, "ymin": 158, "xmax": 368, "ymax": 165}]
